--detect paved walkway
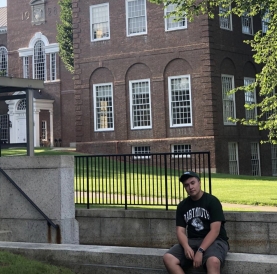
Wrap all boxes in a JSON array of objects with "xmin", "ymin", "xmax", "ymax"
[{"xmin": 222, "ymin": 203, "xmax": 277, "ymax": 212}]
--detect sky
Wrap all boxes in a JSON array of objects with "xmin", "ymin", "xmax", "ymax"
[{"xmin": 0, "ymin": 0, "xmax": 7, "ymax": 7}]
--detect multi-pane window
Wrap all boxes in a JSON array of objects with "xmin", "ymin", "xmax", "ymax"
[
  {"xmin": 132, "ymin": 146, "xmax": 151, "ymax": 159},
  {"xmin": 0, "ymin": 114, "xmax": 9, "ymax": 142},
  {"xmin": 23, "ymin": 56, "xmax": 29, "ymax": 79},
  {"xmin": 228, "ymin": 142, "xmax": 239, "ymax": 175},
  {"xmin": 171, "ymin": 144, "xmax": 191, "ymax": 158},
  {"xmin": 222, "ymin": 74, "xmax": 236, "ymax": 125},
  {"xmin": 126, "ymin": 0, "xmax": 147, "ymax": 36},
  {"xmin": 262, "ymin": 10, "xmax": 269, "ymax": 33},
  {"xmin": 17, "ymin": 99, "xmax": 26, "ymax": 111},
  {"xmin": 242, "ymin": 13, "xmax": 253, "ymax": 35},
  {"xmin": 129, "ymin": 79, "xmax": 151, "ymax": 129},
  {"xmin": 93, "ymin": 83, "xmax": 114, "ymax": 131},
  {"xmin": 0, "ymin": 46, "xmax": 8, "ymax": 76},
  {"xmin": 90, "ymin": 3, "xmax": 110, "ymax": 41},
  {"xmin": 271, "ymin": 145, "xmax": 277, "ymax": 176},
  {"xmin": 265, "ymin": 90, "xmax": 276, "ymax": 119},
  {"xmin": 41, "ymin": 120, "xmax": 47, "ymax": 140},
  {"xmin": 169, "ymin": 75, "xmax": 192, "ymax": 127},
  {"xmin": 219, "ymin": 5, "xmax": 232, "ymax": 30},
  {"xmin": 244, "ymin": 77, "xmax": 257, "ymax": 121},
  {"xmin": 33, "ymin": 40, "xmax": 46, "ymax": 80},
  {"xmin": 251, "ymin": 142, "xmax": 261, "ymax": 176},
  {"xmin": 50, "ymin": 53, "xmax": 56, "ymax": 81},
  {"xmin": 165, "ymin": 4, "xmax": 187, "ymax": 31}
]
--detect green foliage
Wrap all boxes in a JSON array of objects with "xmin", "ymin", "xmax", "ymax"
[
  {"xmin": 56, "ymin": 0, "xmax": 74, "ymax": 74},
  {"xmin": 149, "ymin": 0, "xmax": 277, "ymax": 144}
]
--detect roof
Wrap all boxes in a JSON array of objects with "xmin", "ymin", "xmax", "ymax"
[{"xmin": 0, "ymin": 7, "xmax": 7, "ymax": 29}]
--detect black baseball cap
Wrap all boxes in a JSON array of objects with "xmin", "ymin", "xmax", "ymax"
[{"xmin": 179, "ymin": 171, "xmax": 200, "ymax": 183}]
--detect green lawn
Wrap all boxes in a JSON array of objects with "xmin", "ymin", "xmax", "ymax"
[
  {"xmin": 0, "ymin": 250, "xmax": 74, "ymax": 274},
  {"xmin": 1, "ymin": 147, "xmax": 277, "ymax": 208}
]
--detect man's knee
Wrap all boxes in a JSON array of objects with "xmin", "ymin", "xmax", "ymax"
[
  {"xmin": 206, "ymin": 256, "xmax": 221, "ymax": 269},
  {"xmin": 163, "ymin": 253, "xmax": 179, "ymax": 266}
]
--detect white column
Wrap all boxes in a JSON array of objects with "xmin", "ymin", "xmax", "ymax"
[
  {"xmin": 34, "ymin": 108, "xmax": 40, "ymax": 147},
  {"xmin": 49, "ymin": 109, "xmax": 54, "ymax": 147}
]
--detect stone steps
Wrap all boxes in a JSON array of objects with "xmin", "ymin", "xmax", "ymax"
[
  {"xmin": 0, "ymin": 242, "xmax": 277, "ymax": 274},
  {"xmin": 0, "ymin": 231, "xmax": 12, "ymax": 242}
]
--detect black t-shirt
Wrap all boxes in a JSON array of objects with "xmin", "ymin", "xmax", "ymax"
[{"xmin": 176, "ymin": 192, "xmax": 228, "ymax": 241}]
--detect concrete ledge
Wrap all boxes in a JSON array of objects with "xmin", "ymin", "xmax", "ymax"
[{"xmin": 0, "ymin": 242, "xmax": 277, "ymax": 274}]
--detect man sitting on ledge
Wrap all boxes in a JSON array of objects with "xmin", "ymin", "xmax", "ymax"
[{"xmin": 163, "ymin": 171, "xmax": 229, "ymax": 274}]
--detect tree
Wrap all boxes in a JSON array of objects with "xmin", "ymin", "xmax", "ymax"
[
  {"xmin": 149, "ymin": 0, "xmax": 277, "ymax": 144},
  {"xmin": 56, "ymin": 0, "xmax": 74, "ymax": 74}
]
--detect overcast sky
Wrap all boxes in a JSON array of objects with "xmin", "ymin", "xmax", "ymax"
[{"xmin": 0, "ymin": 0, "xmax": 7, "ymax": 7}]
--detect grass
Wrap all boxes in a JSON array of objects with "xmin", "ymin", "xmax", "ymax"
[
  {"xmin": 0, "ymin": 250, "xmax": 74, "ymax": 274},
  {"xmin": 2, "ymin": 147, "xmax": 277, "ymax": 209}
]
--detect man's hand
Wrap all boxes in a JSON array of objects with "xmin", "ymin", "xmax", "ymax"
[
  {"xmin": 184, "ymin": 246, "xmax": 195, "ymax": 260},
  {"xmin": 193, "ymin": 251, "xmax": 203, "ymax": 268}
]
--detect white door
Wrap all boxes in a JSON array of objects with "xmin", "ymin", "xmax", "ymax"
[{"xmin": 17, "ymin": 118, "xmax": 26, "ymax": 143}]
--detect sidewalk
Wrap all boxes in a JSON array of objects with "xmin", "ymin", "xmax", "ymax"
[{"xmin": 222, "ymin": 203, "xmax": 277, "ymax": 212}]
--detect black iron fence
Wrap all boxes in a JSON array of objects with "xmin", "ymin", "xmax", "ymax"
[{"xmin": 75, "ymin": 152, "xmax": 211, "ymax": 210}]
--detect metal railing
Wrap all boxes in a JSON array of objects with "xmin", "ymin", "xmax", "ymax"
[
  {"xmin": 75, "ymin": 152, "xmax": 211, "ymax": 210},
  {"xmin": 0, "ymin": 167, "xmax": 61, "ymax": 243}
]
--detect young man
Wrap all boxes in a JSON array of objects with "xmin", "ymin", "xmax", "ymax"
[{"xmin": 163, "ymin": 171, "xmax": 229, "ymax": 274}]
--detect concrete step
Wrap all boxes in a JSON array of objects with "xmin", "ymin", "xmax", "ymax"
[
  {"xmin": 0, "ymin": 231, "xmax": 12, "ymax": 241},
  {"xmin": 0, "ymin": 242, "xmax": 277, "ymax": 274}
]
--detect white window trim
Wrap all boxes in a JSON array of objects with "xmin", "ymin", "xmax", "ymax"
[
  {"xmin": 0, "ymin": 46, "xmax": 8, "ymax": 76},
  {"xmin": 228, "ymin": 142, "xmax": 239, "ymax": 175},
  {"xmin": 50, "ymin": 53, "xmax": 57, "ymax": 81},
  {"xmin": 242, "ymin": 14, "xmax": 254, "ymax": 35},
  {"xmin": 41, "ymin": 120, "xmax": 47, "ymax": 141},
  {"xmin": 271, "ymin": 145, "xmax": 277, "ymax": 176},
  {"xmin": 132, "ymin": 146, "xmax": 151, "ymax": 159},
  {"xmin": 168, "ymin": 75, "xmax": 192, "ymax": 128},
  {"xmin": 221, "ymin": 74, "xmax": 236, "ymax": 125},
  {"xmin": 244, "ymin": 77, "xmax": 257, "ymax": 122},
  {"xmin": 250, "ymin": 142, "xmax": 261, "ymax": 176},
  {"xmin": 126, "ymin": 0, "xmax": 147, "ymax": 37},
  {"xmin": 93, "ymin": 82, "xmax": 114, "ymax": 132},
  {"xmin": 164, "ymin": 4, "xmax": 187, "ymax": 31},
  {"xmin": 33, "ymin": 40, "xmax": 47, "ymax": 81},
  {"xmin": 171, "ymin": 144, "xmax": 191, "ymax": 158},
  {"xmin": 219, "ymin": 5, "xmax": 233, "ymax": 31},
  {"xmin": 129, "ymin": 78, "xmax": 152, "ymax": 130},
  {"xmin": 90, "ymin": 3, "xmax": 110, "ymax": 42}
]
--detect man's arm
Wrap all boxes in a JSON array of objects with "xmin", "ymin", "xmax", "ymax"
[
  {"xmin": 176, "ymin": 226, "xmax": 195, "ymax": 260},
  {"xmin": 193, "ymin": 221, "xmax": 221, "ymax": 268}
]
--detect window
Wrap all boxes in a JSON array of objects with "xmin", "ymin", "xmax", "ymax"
[
  {"xmin": 265, "ymin": 90, "xmax": 276, "ymax": 119},
  {"xmin": 242, "ymin": 13, "xmax": 253, "ymax": 35},
  {"xmin": 33, "ymin": 40, "xmax": 46, "ymax": 80},
  {"xmin": 221, "ymin": 74, "xmax": 236, "ymax": 125},
  {"xmin": 41, "ymin": 120, "xmax": 47, "ymax": 141},
  {"xmin": 219, "ymin": 5, "xmax": 232, "ymax": 30},
  {"xmin": 0, "ymin": 114, "xmax": 9, "ymax": 142},
  {"xmin": 17, "ymin": 99, "xmax": 26, "ymax": 111},
  {"xmin": 50, "ymin": 53, "xmax": 56, "ymax": 81},
  {"xmin": 251, "ymin": 142, "xmax": 260, "ymax": 176},
  {"xmin": 23, "ymin": 56, "xmax": 29, "ymax": 79},
  {"xmin": 165, "ymin": 4, "xmax": 187, "ymax": 31},
  {"xmin": 244, "ymin": 77, "xmax": 257, "ymax": 121},
  {"xmin": 132, "ymin": 146, "xmax": 150, "ymax": 159},
  {"xmin": 129, "ymin": 79, "xmax": 152, "ymax": 129},
  {"xmin": 93, "ymin": 83, "xmax": 114, "ymax": 131},
  {"xmin": 171, "ymin": 144, "xmax": 191, "ymax": 158},
  {"xmin": 126, "ymin": 0, "xmax": 147, "ymax": 36},
  {"xmin": 168, "ymin": 75, "xmax": 192, "ymax": 127},
  {"xmin": 228, "ymin": 142, "xmax": 239, "ymax": 175},
  {"xmin": 0, "ymin": 46, "xmax": 8, "ymax": 76},
  {"xmin": 272, "ymin": 145, "xmax": 277, "ymax": 176},
  {"xmin": 90, "ymin": 3, "xmax": 110, "ymax": 41},
  {"xmin": 262, "ymin": 10, "xmax": 269, "ymax": 33}
]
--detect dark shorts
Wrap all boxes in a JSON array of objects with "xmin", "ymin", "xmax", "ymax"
[{"xmin": 166, "ymin": 238, "xmax": 229, "ymax": 270}]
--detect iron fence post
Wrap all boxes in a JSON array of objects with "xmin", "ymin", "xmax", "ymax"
[{"xmin": 164, "ymin": 154, "xmax": 168, "ymax": 210}]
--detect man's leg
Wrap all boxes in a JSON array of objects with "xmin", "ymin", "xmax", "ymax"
[
  {"xmin": 206, "ymin": 256, "xmax": 221, "ymax": 274},
  {"xmin": 163, "ymin": 253, "xmax": 185, "ymax": 274}
]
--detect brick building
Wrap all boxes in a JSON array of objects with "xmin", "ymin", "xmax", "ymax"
[
  {"xmin": 73, "ymin": 0, "xmax": 277, "ymax": 176},
  {"xmin": 0, "ymin": 0, "xmax": 75, "ymax": 147}
]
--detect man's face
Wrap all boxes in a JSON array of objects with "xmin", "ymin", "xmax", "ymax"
[{"xmin": 183, "ymin": 176, "xmax": 201, "ymax": 199}]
